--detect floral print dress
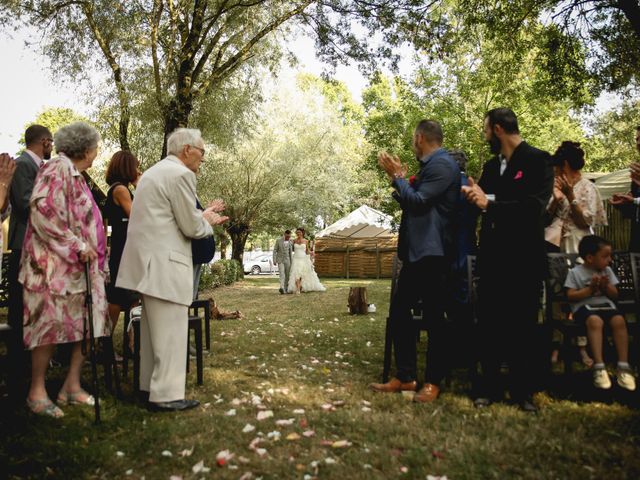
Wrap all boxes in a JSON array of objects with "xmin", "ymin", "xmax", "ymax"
[{"xmin": 20, "ymin": 154, "xmax": 109, "ymax": 349}]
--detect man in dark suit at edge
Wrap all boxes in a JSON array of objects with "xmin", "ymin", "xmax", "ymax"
[
  {"xmin": 462, "ymin": 108, "xmax": 554, "ymax": 412},
  {"xmin": 8, "ymin": 125, "xmax": 53, "ymax": 394},
  {"xmin": 610, "ymin": 126, "xmax": 640, "ymax": 252},
  {"xmin": 370, "ymin": 119, "xmax": 460, "ymax": 403}
]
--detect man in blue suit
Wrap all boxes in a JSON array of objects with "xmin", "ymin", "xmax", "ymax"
[{"xmin": 370, "ymin": 119, "xmax": 460, "ymax": 403}]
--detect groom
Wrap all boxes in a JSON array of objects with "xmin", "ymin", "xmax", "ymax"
[{"xmin": 273, "ymin": 229, "xmax": 293, "ymax": 294}]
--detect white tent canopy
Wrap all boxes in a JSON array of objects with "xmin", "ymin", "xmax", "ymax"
[
  {"xmin": 316, "ymin": 205, "xmax": 394, "ymax": 238},
  {"xmin": 592, "ymin": 168, "xmax": 632, "ymax": 200}
]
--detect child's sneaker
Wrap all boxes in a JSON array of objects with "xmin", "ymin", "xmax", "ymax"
[
  {"xmin": 616, "ymin": 368, "xmax": 636, "ymax": 391},
  {"xmin": 593, "ymin": 368, "xmax": 611, "ymax": 389}
]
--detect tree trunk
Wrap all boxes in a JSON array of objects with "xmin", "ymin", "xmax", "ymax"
[
  {"xmin": 161, "ymin": 96, "xmax": 194, "ymax": 158},
  {"xmin": 226, "ymin": 222, "xmax": 251, "ymax": 263},
  {"xmin": 617, "ymin": 0, "xmax": 640, "ymax": 40}
]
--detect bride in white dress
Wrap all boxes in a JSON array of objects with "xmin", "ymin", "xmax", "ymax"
[{"xmin": 287, "ymin": 228, "xmax": 326, "ymax": 294}]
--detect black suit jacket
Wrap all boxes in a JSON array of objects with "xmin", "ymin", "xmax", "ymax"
[
  {"xmin": 477, "ymin": 141, "xmax": 554, "ymax": 280},
  {"xmin": 8, "ymin": 151, "xmax": 40, "ymax": 250}
]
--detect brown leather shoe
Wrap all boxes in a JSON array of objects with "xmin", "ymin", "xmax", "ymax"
[
  {"xmin": 369, "ymin": 377, "xmax": 417, "ymax": 393},
  {"xmin": 413, "ymin": 383, "xmax": 440, "ymax": 403}
]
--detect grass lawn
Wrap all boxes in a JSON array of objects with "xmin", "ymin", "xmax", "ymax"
[{"xmin": 2, "ymin": 276, "xmax": 640, "ymax": 479}]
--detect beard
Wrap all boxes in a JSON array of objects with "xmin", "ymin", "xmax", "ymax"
[
  {"xmin": 487, "ymin": 134, "xmax": 501, "ymax": 155},
  {"xmin": 44, "ymin": 150, "xmax": 52, "ymax": 160}
]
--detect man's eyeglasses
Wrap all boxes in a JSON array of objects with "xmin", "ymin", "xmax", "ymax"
[
  {"xmin": 189, "ymin": 145, "xmax": 205, "ymax": 156},
  {"xmin": 43, "ymin": 138, "xmax": 54, "ymax": 145}
]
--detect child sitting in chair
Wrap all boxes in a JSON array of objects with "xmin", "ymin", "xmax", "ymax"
[{"xmin": 564, "ymin": 235, "xmax": 636, "ymax": 391}]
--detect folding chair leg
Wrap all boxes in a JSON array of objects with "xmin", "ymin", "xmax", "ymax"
[{"xmin": 195, "ymin": 323, "xmax": 203, "ymax": 385}]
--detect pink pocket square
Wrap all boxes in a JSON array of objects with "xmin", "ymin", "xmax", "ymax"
[{"xmin": 514, "ymin": 170, "xmax": 523, "ymax": 180}]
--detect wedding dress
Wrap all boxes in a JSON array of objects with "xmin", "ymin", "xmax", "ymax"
[{"xmin": 287, "ymin": 243, "xmax": 326, "ymax": 293}]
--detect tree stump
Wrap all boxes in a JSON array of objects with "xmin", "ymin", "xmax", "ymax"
[{"xmin": 348, "ymin": 287, "xmax": 368, "ymax": 315}]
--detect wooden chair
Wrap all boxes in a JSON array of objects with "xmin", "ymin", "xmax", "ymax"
[
  {"xmin": 545, "ymin": 253, "xmax": 580, "ymax": 377},
  {"xmin": 189, "ymin": 298, "xmax": 212, "ymax": 350},
  {"xmin": 125, "ymin": 313, "xmax": 204, "ymax": 392}
]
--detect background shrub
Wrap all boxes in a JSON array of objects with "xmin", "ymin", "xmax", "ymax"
[{"xmin": 198, "ymin": 259, "xmax": 244, "ymax": 292}]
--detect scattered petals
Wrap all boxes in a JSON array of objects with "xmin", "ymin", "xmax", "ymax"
[
  {"xmin": 116, "ymin": 451, "xmax": 125, "ymax": 457},
  {"xmin": 225, "ymin": 409, "xmax": 237, "ymax": 416},
  {"xmin": 179, "ymin": 446, "xmax": 194, "ymax": 457},
  {"xmin": 331, "ymin": 440, "xmax": 352, "ymax": 448},
  {"xmin": 400, "ymin": 466, "xmax": 409, "ymax": 474},
  {"xmin": 324, "ymin": 458, "xmax": 337, "ymax": 465},
  {"xmin": 257, "ymin": 410, "xmax": 274, "ymax": 421},
  {"xmin": 302, "ymin": 430, "xmax": 315, "ymax": 437},
  {"xmin": 216, "ymin": 450, "xmax": 234, "ymax": 467},
  {"xmin": 361, "ymin": 406, "xmax": 372, "ymax": 412},
  {"xmin": 255, "ymin": 448, "xmax": 268, "ymax": 457},
  {"xmin": 161, "ymin": 450, "xmax": 172, "ymax": 457},
  {"xmin": 275, "ymin": 418, "xmax": 295, "ymax": 426},
  {"xmin": 267, "ymin": 431, "xmax": 281, "ymax": 441},
  {"xmin": 432, "ymin": 450, "xmax": 445, "ymax": 459},
  {"xmin": 286, "ymin": 433, "xmax": 301, "ymax": 441},
  {"xmin": 192, "ymin": 460, "xmax": 210, "ymax": 474},
  {"xmin": 293, "ymin": 409, "xmax": 305, "ymax": 415},
  {"xmin": 242, "ymin": 424, "xmax": 256, "ymax": 433}
]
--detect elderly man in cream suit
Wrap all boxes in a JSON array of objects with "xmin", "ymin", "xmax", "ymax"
[{"xmin": 117, "ymin": 128, "xmax": 227, "ymax": 412}]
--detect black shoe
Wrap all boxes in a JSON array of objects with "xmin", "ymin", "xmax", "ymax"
[
  {"xmin": 279, "ymin": 288, "xmax": 284, "ymax": 294},
  {"xmin": 148, "ymin": 399, "xmax": 200, "ymax": 412},
  {"xmin": 519, "ymin": 399, "xmax": 538, "ymax": 413},
  {"xmin": 473, "ymin": 397, "xmax": 492, "ymax": 409}
]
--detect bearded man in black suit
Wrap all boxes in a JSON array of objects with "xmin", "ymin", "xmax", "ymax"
[
  {"xmin": 462, "ymin": 108, "xmax": 554, "ymax": 412},
  {"xmin": 610, "ymin": 126, "xmax": 640, "ymax": 252}
]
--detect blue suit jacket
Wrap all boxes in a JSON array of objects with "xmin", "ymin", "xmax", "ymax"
[{"xmin": 392, "ymin": 148, "xmax": 460, "ymax": 263}]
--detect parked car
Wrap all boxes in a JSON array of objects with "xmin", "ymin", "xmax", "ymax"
[{"xmin": 243, "ymin": 255, "xmax": 278, "ymax": 275}]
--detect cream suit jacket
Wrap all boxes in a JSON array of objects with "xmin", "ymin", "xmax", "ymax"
[{"xmin": 116, "ymin": 155, "xmax": 213, "ymax": 306}]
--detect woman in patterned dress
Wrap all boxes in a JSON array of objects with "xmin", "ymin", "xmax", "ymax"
[{"xmin": 21, "ymin": 122, "xmax": 109, "ymax": 418}]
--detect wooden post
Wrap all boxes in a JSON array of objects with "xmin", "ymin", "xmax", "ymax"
[
  {"xmin": 348, "ymin": 286, "xmax": 368, "ymax": 314},
  {"xmin": 376, "ymin": 244, "xmax": 380, "ymax": 279},
  {"xmin": 345, "ymin": 245, "xmax": 350, "ymax": 279}
]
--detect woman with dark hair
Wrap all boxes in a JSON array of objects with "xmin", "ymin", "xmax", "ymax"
[
  {"xmin": 545, "ymin": 141, "xmax": 607, "ymax": 367},
  {"xmin": 104, "ymin": 151, "xmax": 141, "ymax": 334},
  {"xmin": 287, "ymin": 227, "xmax": 325, "ymax": 294},
  {"xmin": 546, "ymin": 141, "xmax": 606, "ymax": 253}
]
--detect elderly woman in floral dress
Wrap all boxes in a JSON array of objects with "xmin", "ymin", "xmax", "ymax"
[{"xmin": 21, "ymin": 122, "xmax": 109, "ymax": 418}]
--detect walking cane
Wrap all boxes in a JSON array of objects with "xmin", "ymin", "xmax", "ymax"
[{"xmin": 82, "ymin": 259, "xmax": 101, "ymax": 424}]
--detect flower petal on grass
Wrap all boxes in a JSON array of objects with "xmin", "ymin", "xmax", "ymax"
[
  {"xmin": 225, "ymin": 409, "xmax": 237, "ymax": 416},
  {"xmin": 275, "ymin": 418, "xmax": 295, "ymax": 426},
  {"xmin": 257, "ymin": 410, "xmax": 273, "ymax": 421},
  {"xmin": 242, "ymin": 424, "xmax": 256, "ymax": 433},
  {"xmin": 161, "ymin": 450, "xmax": 172, "ymax": 457},
  {"xmin": 331, "ymin": 440, "xmax": 352, "ymax": 448},
  {"xmin": 302, "ymin": 430, "xmax": 315, "ymax": 438},
  {"xmin": 286, "ymin": 433, "xmax": 301, "ymax": 441}
]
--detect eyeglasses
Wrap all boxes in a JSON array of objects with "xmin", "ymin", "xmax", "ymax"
[{"xmin": 189, "ymin": 145, "xmax": 205, "ymax": 156}]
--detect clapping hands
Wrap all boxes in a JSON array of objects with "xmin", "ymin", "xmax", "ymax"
[
  {"xmin": 378, "ymin": 151, "xmax": 407, "ymax": 181},
  {"xmin": 207, "ymin": 198, "xmax": 225, "ymax": 213},
  {"xmin": 0, "ymin": 153, "xmax": 16, "ymax": 186},
  {"xmin": 461, "ymin": 177, "xmax": 489, "ymax": 210}
]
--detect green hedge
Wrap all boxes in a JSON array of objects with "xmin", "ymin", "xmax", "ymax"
[{"xmin": 199, "ymin": 259, "xmax": 244, "ymax": 291}]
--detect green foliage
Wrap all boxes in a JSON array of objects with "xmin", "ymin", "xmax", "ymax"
[
  {"xmin": 198, "ymin": 74, "xmax": 371, "ymax": 258},
  {"xmin": 19, "ymin": 107, "xmax": 88, "ymax": 147},
  {"xmin": 584, "ymin": 99, "xmax": 640, "ymax": 172},
  {"xmin": 199, "ymin": 259, "xmax": 244, "ymax": 290}
]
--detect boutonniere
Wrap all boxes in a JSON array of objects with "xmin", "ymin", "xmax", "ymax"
[
  {"xmin": 514, "ymin": 170, "xmax": 523, "ymax": 180},
  {"xmin": 409, "ymin": 175, "xmax": 418, "ymax": 186}
]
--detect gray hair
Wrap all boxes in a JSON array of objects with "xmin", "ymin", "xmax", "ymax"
[
  {"xmin": 54, "ymin": 121, "xmax": 100, "ymax": 159},
  {"xmin": 167, "ymin": 128, "xmax": 202, "ymax": 156}
]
